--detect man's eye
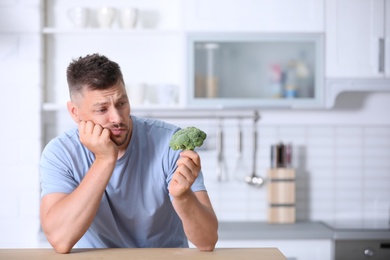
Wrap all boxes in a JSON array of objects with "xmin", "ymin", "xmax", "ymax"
[{"xmin": 97, "ymin": 108, "xmax": 107, "ymax": 113}]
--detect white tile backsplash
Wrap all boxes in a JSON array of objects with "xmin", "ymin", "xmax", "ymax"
[{"xmin": 195, "ymin": 123, "xmax": 390, "ymax": 223}]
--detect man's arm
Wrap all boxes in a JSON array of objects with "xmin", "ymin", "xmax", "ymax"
[
  {"xmin": 172, "ymin": 191, "xmax": 218, "ymax": 251},
  {"xmin": 40, "ymin": 121, "xmax": 118, "ymax": 254},
  {"xmin": 169, "ymin": 150, "xmax": 218, "ymax": 251}
]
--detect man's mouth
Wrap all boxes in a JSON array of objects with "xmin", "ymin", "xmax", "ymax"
[{"xmin": 110, "ymin": 128, "xmax": 126, "ymax": 136}]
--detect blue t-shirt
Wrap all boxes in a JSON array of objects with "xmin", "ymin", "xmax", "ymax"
[{"xmin": 40, "ymin": 115, "xmax": 206, "ymax": 248}]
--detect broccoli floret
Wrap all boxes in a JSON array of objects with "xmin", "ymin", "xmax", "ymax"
[{"xmin": 169, "ymin": 126, "xmax": 207, "ymax": 151}]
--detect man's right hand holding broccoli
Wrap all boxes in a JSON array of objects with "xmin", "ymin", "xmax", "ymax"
[
  {"xmin": 169, "ymin": 150, "xmax": 201, "ymax": 198},
  {"xmin": 168, "ymin": 126, "xmax": 207, "ymax": 197},
  {"xmin": 168, "ymin": 127, "xmax": 217, "ymax": 251}
]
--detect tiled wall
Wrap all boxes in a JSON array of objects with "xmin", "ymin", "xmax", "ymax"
[{"xmin": 157, "ymin": 116, "xmax": 390, "ymax": 223}]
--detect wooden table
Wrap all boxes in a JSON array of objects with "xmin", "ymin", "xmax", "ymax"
[{"xmin": 0, "ymin": 248, "xmax": 286, "ymax": 259}]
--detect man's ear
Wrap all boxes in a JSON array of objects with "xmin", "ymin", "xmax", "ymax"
[{"xmin": 67, "ymin": 101, "xmax": 80, "ymax": 123}]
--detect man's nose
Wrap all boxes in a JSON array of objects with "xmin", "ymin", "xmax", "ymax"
[{"xmin": 109, "ymin": 108, "xmax": 122, "ymax": 124}]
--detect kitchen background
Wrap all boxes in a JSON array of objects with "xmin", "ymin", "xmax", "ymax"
[{"xmin": 0, "ymin": 0, "xmax": 389, "ymax": 253}]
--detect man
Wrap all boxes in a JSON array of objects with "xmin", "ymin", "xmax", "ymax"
[{"xmin": 39, "ymin": 53, "xmax": 218, "ymax": 253}]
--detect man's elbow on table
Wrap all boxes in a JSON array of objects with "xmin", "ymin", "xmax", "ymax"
[
  {"xmin": 195, "ymin": 233, "xmax": 218, "ymax": 252},
  {"xmin": 51, "ymin": 240, "xmax": 73, "ymax": 254},
  {"xmin": 198, "ymin": 244, "xmax": 217, "ymax": 252},
  {"xmin": 45, "ymin": 233, "xmax": 74, "ymax": 254}
]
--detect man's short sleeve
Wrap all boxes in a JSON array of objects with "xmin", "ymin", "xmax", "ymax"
[{"xmin": 40, "ymin": 137, "xmax": 79, "ymax": 198}]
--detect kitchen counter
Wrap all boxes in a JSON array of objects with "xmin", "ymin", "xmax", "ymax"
[
  {"xmin": 0, "ymin": 248, "xmax": 286, "ymax": 260},
  {"xmin": 218, "ymin": 221, "xmax": 390, "ymax": 241},
  {"xmin": 218, "ymin": 221, "xmax": 334, "ymax": 240},
  {"xmin": 323, "ymin": 219, "xmax": 390, "ymax": 240}
]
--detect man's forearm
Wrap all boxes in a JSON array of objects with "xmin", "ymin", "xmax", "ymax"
[
  {"xmin": 172, "ymin": 191, "xmax": 218, "ymax": 251},
  {"xmin": 40, "ymin": 158, "xmax": 115, "ymax": 253}
]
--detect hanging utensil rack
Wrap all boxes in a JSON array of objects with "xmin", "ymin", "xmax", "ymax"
[{"xmin": 134, "ymin": 109, "xmax": 260, "ymax": 121}]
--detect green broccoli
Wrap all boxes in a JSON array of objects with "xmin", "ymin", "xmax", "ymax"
[{"xmin": 169, "ymin": 126, "xmax": 207, "ymax": 151}]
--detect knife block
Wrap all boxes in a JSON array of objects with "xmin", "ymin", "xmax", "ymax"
[{"xmin": 267, "ymin": 168, "xmax": 295, "ymax": 224}]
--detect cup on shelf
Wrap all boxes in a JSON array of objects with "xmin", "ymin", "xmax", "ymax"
[
  {"xmin": 127, "ymin": 83, "xmax": 147, "ymax": 105},
  {"xmin": 67, "ymin": 7, "xmax": 90, "ymax": 28},
  {"xmin": 96, "ymin": 7, "xmax": 116, "ymax": 28},
  {"xmin": 120, "ymin": 7, "xmax": 138, "ymax": 29}
]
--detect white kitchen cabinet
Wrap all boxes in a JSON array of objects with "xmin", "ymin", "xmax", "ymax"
[
  {"xmin": 183, "ymin": 0, "xmax": 324, "ymax": 32},
  {"xmin": 214, "ymin": 239, "xmax": 332, "ymax": 260},
  {"xmin": 186, "ymin": 33, "xmax": 325, "ymax": 108},
  {"xmin": 325, "ymin": 0, "xmax": 390, "ymax": 108},
  {"xmin": 386, "ymin": 0, "xmax": 390, "ymax": 76},
  {"xmin": 42, "ymin": 0, "xmax": 327, "ymax": 115},
  {"xmin": 326, "ymin": 0, "xmax": 389, "ymax": 78}
]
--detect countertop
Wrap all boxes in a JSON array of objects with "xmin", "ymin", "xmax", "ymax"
[
  {"xmin": 218, "ymin": 221, "xmax": 333, "ymax": 240},
  {"xmin": 218, "ymin": 221, "xmax": 390, "ymax": 240},
  {"xmin": 323, "ymin": 219, "xmax": 390, "ymax": 240},
  {"xmin": 0, "ymin": 248, "xmax": 286, "ymax": 260}
]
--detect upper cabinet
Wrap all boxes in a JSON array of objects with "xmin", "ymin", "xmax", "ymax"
[
  {"xmin": 44, "ymin": 0, "xmax": 390, "ymax": 110},
  {"xmin": 183, "ymin": 0, "xmax": 324, "ymax": 32},
  {"xmin": 42, "ymin": 0, "xmax": 326, "ymax": 111},
  {"xmin": 387, "ymin": 1, "xmax": 390, "ymax": 76},
  {"xmin": 326, "ymin": 0, "xmax": 389, "ymax": 78},
  {"xmin": 187, "ymin": 33, "xmax": 324, "ymax": 108},
  {"xmin": 325, "ymin": 0, "xmax": 390, "ymax": 107}
]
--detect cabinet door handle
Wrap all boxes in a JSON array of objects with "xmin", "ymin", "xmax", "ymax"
[{"xmin": 379, "ymin": 37, "xmax": 385, "ymax": 73}]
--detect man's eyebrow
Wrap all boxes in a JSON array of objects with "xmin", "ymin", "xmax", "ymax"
[
  {"xmin": 92, "ymin": 101, "xmax": 109, "ymax": 107},
  {"xmin": 92, "ymin": 95, "xmax": 128, "ymax": 107}
]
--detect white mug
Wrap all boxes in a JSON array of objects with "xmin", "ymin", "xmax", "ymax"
[
  {"xmin": 120, "ymin": 8, "xmax": 138, "ymax": 29},
  {"xmin": 68, "ymin": 7, "xmax": 90, "ymax": 28},
  {"xmin": 96, "ymin": 7, "xmax": 116, "ymax": 28},
  {"xmin": 127, "ymin": 83, "xmax": 146, "ymax": 105}
]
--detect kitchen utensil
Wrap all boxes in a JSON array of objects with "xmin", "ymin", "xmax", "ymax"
[
  {"xmin": 285, "ymin": 143, "xmax": 292, "ymax": 168},
  {"xmin": 216, "ymin": 119, "xmax": 228, "ymax": 182},
  {"xmin": 270, "ymin": 142, "xmax": 292, "ymax": 168},
  {"xmin": 245, "ymin": 114, "xmax": 264, "ymax": 187},
  {"xmin": 233, "ymin": 118, "xmax": 248, "ymax": 181}
]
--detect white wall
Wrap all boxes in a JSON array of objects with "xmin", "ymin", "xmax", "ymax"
[{"xmin": 0, "ymin": 0, "xmax": 42, "ymax": 248}]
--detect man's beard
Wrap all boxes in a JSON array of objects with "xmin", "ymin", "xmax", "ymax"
[
  {"xmin": 111, "ymin": 131, "xmax": 129, "ymax": 146},
  {"xmin": 109, "ymin": 123, "xmax": 130, "ymax": 147}
]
